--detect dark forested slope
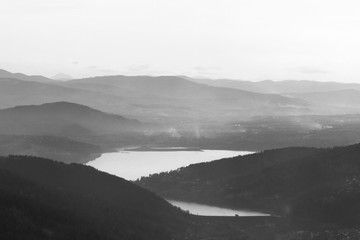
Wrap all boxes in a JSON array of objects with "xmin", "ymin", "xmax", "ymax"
[
  {"xmin": 0, "ymin": 155, "xmax": 185, "ymax": 240},
  {"xmin": 0, "ymin": 155, "xmax": 277, "ymax": 240},
  {"xmin": 138, "ymin": 144, "xmax": 360, "ymax": 226},
  {"xmin": 0, "ymin": 135, "xmax": 102, "ymax": 163}
]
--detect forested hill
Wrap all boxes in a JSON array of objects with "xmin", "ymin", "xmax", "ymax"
[
  {"xmin": 0, "ymin": 155, "xmax": 185, "ymax": 240},
  {"xmin": 0, "ymin": 101, "xmax": 144, "ymax": 137},
  {"xmin": 0, "ymin": 155, "xmax": 283, "ymax": 239},
  {"xmin": 0, "ymin": 135, "xmax": 102, "ymax": 164},
  {"xmin": 138, "ymin": 143, "xmax": 360, "ymax": 226}
]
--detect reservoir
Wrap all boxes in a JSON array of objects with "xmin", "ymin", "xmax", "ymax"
[
  {"xmin": 168, "ymin": 200, "xmax": 270, "ymax": 217},
  {"xmin": 87, "ymin": 148, "xmax": 265, "ymax": 216},
  {"xmin": 87, "ymin": 148, "xmax": 253, "ymax": 180}
]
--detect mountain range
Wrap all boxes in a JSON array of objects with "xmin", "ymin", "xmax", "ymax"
[
  {"xmin": 3, "ymin": 68, "xmax": 360, "ymax": 125},
  {"xmin": 2, "ymin": 68, "xmax": 360, "ymax": 239},
  {"xmin": 61, "ymin": 75, "xmax": 308, "ymax": 122},
  {"xmin": 3, "ymin": 68, "xmax": 360, "ymax": 152},
  {"xmin": 188, "ymin": 77, "xmax": 360, "ymax": 94},
  {"xmin": 0, "ymin": 70, "xmax": 311, "ymax": 124}
]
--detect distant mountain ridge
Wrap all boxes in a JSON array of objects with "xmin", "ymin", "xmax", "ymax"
[
  {"xmin": 2, "ymin": 68, "xmax": 360, "ymax": 125},
  {"xmin": 0, "ymin": 77, "xmax": 134, "ymax": 114},
  {"xmin": 64, "ymin": 75, "xmax": 306, "ymax": 103},
  {"xmin": 0, "ymin": 69, "xmax": 53, "ymax": 83},
  {"xmin": 0, "ymin": 76, "xmax": 308, "ymax": 124},
  {"xmin": 187, "ymin": 77, "xmax": 360, "ymax": 94},
  {"xmin": 61, "ymin": 75, "xmax": 309, "ymax": 122}
]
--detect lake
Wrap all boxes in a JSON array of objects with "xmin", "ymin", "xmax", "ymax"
[
  {"xmin": 87, "ymin": 148, "xmax": 264, "ymax": 217},
  {"xmin": 168, "ymin": 200, "xmax": 270, "ymax": 217},
  {"xmin": 87, "ymin": 148, "xmax": 253, "ymax": 180}
]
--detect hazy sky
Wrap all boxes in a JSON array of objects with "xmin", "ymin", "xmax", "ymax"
[{"xmin": 1, "ymin": 0, "xmax": 360, "ymax": 82}]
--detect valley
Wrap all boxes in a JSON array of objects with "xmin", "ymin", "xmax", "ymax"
[
  {"xmin": 3, "ymin": 1, "xmax": 360, "ymax": 238},
  {"xmin": 2, "ymin": 69, "xmax": 360, "ymax": 239}
]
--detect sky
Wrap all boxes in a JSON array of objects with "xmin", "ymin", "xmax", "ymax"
[{"xmin": 1, "ymin": 0, "xmax": 360, "ymax": 82}]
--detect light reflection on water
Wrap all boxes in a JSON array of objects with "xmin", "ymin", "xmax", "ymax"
[
  {"xmin": 87, "ymin": 149, "xmax": 253, "ymax": 180},
  {"xmin": 168, "ymin": 200, "xmax": 270, "ymax": 217}
]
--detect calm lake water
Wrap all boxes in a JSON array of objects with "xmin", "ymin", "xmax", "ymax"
[
  {"xmin": 87, "ymin": 149, "xmax": 253, "ymax": 180},
  {"xmin": 168, "ymin": 200, "xmax": 270, "ymax": 217},
  {"xmin": 87, "ymin": 148, "xmax": 264, "ymax": 216}
]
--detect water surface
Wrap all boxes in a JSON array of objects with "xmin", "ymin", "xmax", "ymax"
[
  {"xmin": 87, "ymin": 149, "xmax": 253, "ymax": 180},
  {"xmin": 168, "ymin": 200, "xmax": 270, "ymax": 216}
]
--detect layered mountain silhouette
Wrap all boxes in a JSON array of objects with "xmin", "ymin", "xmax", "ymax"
[
  {"xmin": 4, "ymin": 68, "xmax": 360, "ymax": 125},
  {"xmin": 0, "ymin": 72, "xmax": 311, "ymax": 124},
  {"xmin": 0, "ymin": 78, "xmax": 133, "ymax": 115},
  {"xmin": 2, "ymin": 68, "xmax": 360, "ymax": 238},
  {"xmin": 2, "ymin": 68, "xmax": 360, "ymax": 151},
  {"xmin": 2, "ymin": 69, "xmax": 360, "ymax": 120},
  {"xmin": 0, "ymin": 69, "xmax": 53, "ymax": 83},
  {"xmin": 61, "ymin": 75, "xmax": 309, "ymax": 122}
]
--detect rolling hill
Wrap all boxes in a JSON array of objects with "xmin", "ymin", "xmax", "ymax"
[
  {"xmin": 0, "ymin": 135, "xmax": 102, "ymax": 164},
  {"xmin": 138, "ymin": 143, "xmax": 360, "ymax": 226},
  {"xmin": 0, "ymin": 101, "xmax": 144, "ymax": 137},
  {"xmin": 0, "ymin": 102, "xmax": 163, "ymax": 163},
  {"xmin": 0, "ymin": 155, "xmax": 185, "ymax": 239},
  {"xmin": 0, "ymin": 78, "xmax": 135, "ymax": 116},
  {"xmin": 0, "ymin": 155, "xmax": 271, "ymax": 240}
]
